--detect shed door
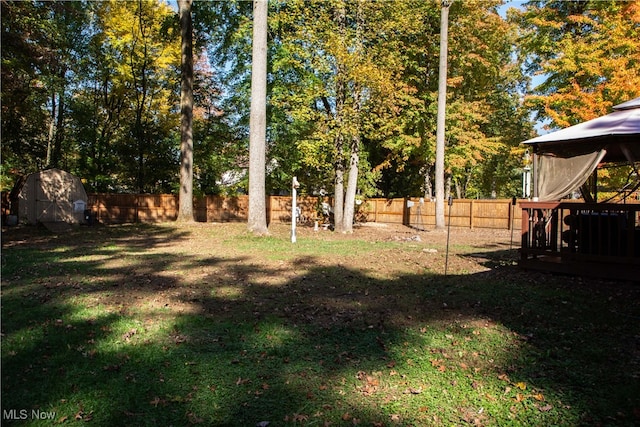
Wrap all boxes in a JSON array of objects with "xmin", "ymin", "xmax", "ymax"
[{"xmin": 36, "ymin": 175, "xmax": 73, "ymax": 222}]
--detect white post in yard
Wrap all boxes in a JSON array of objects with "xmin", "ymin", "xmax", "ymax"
[
  {"xmin": 522, "ymin": 149, "xmax": 532, "ymax": 199},
  {"xmin": 291, "ymin": 176, "xmax": 300, "ymax": 243}
]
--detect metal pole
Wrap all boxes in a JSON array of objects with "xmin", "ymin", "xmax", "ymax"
[
  {"xmin": 445, "ymin": 196, "xmax": 453, "ymax": 276},
  {"xmin": 291, "ymin": 177, "xmax": 299, "ymax": 243}
]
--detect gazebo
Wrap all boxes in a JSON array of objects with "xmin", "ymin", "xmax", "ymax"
[{"xmin": 519, "ymin": 98, "xmax": 640, "ymax": 281}]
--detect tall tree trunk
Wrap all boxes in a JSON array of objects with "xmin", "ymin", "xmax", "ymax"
[
  {"xmin": 341, "ymin": 0, "xmax": 364, "ymax": 234},
  {"xmin": 134, "ymin": 0, "xmax": 149, "ymax": 194},
  {"xmin": 52, "ymin": 90, "xmax": 64, "ymax": 168},
  {"xmin": 46, "ymin": 91, "xmax": 57, "ymax": 168},
  {"xmin": 342, "ymin": 132, "xmax": 360, "ymax": 233},
  {"xmin": 177, "ymin": 0, "xmax": 194, "ymax": 222},
  {"xmin": 135, "ymin": 108, "xmax": 145, "ymax": 193},
  {"xmin": 247, "ymin": 0, "xmax": 269, "ymax": 234},
  {"xmin": 435, "ymin": 1, "xmax": 451, "ymax": 229},
  {"xmin": 332, "ymin": 0, "xmax": 346, "ymax": 233},
  {"xmin": 46, "ymin": 83, "xmax": 65, "ymax": 170}
]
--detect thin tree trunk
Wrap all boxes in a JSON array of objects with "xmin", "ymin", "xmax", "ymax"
[
  {"xmin": 333, "ymin": 138, "xmax": 345, "ymax": 232},
  {"xmin": 177, "ymin": 0, "xmax": 194, "ymax": 222},
  {"xmin": 247, "ymin": 0, "xmax": 269, "ymax": 234},
  {"xmin": 422, "ymin": 164, "xmax": 433, "ymax": 200},
  {"xmin": 435, "ymin": 1, "xmax": 451, "ymax": 229}
]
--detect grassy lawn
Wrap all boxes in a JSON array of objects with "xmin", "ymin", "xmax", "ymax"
[{"xmin": 1, "ymin": 222, "xmax": 639, "ymax": 426}]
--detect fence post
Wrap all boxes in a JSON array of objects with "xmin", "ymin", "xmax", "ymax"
[
  {"xmin": 469, "ymin": 199, "xmax": 474, "ymax": 229},
  {"xmin": 374, "ymin": 199, "xmax": 378, "ymax": 223},
  {"xmin": 507, "ymin": 197, "xmax": 516, "ymax": 231}
]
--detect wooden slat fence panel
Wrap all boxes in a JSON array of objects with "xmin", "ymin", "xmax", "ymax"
[
  {"xmin": 86, "ymin": 194, "xmax": 526, "ymax": 230},
  {"xmin": 358, "ymin": 198, "xmax": 407, "ymax": 224}
]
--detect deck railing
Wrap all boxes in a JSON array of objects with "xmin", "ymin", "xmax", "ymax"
[{"xmin": 520, "ymin": 201, "xmax": 640, "ymax": 265}]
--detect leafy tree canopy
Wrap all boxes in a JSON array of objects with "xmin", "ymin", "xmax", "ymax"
[{"xmin": 5, "ymin": 0, "xmax": 635, "ymax": 201}]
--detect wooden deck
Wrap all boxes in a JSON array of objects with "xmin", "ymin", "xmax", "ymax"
[{"xmin": 519, "ymin": 201, "xmax": 640, "ymax": 282}]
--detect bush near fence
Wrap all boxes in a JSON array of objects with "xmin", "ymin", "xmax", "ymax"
[{"xmin": 86, "ymin": 194, "xmax": 523, "ymax": 230}]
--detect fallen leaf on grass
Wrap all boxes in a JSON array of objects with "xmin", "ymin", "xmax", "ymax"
[
  {"xmin": 172, "ymin": 334, "xmax": 188, "ymax": 344},
  {"xmin": 366, "ymin": 376, "xmax": 379, "ymax": 387},
  {"xmin": 538, "ymin": 404, "xmax": 553, "ymax": 412},
  {"xmin": 430, "ymin": 358, "xmax": 446, "ymax": 372},
  {"xmin": 74, "ymin": 410, "xmax": 93, "ymax": 421},
  {"xmin": 515, "ymin": 382, "xmax": 527, "ymax": 390},
  {"xmin": 497, "ymin": 373, "xmax": 510, "ymax": 382},
  {"xmin": 122, "ymin": 328, "xmax": 137, "ymax": 342}
]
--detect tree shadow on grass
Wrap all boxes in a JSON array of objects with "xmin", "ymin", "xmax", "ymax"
[{"xmin": 1, "ymin": 224, "xmax": 639, "ymax": 426}]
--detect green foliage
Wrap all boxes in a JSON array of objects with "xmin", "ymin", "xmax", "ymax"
[
  {"xmin": 12, "ymin": 0, "xmax": 625, "ymax": 200},
  {"xmin": 1, "ymin": 1, "xmax": 87, "ymax": 176}
]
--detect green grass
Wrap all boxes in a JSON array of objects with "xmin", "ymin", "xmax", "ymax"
[
  {"xmin": 226, "ymin": 230, "xmax": 402, "ymax": 261},
  {"xmin": 1, "ymin": 223, "xmax": 639, "ymax": 426}
]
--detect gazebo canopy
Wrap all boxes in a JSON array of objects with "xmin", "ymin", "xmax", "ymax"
[
  {"xmin": 521, "ymin": 98, "xmax": 640, "ymax": 201},
  {"xmin": 523, "ymin": 97, "xmax": 640, "ymax": 163}
]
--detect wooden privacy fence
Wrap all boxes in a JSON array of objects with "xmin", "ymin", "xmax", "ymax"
[
  {"xmin": 360, "ymin": 198, "xmax": 523, "ymax": 230},
  {"xmin": 86, "ymin": 194, "xmax": 523, "ymax": 230}
]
